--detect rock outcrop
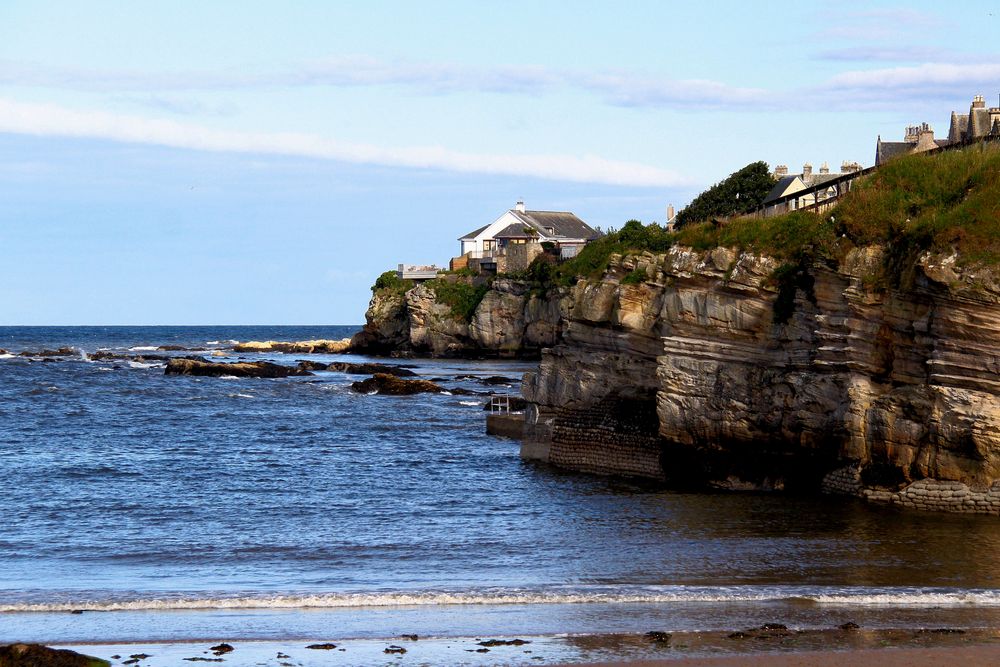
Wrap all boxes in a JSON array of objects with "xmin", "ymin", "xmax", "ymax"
[
  {"xmin": 522, "ymin": 247, "xmax": 1000, "ymax": 515},
  {"xmin": 350, "ymin": 373, "xmax": 445, "ymax": 395},
  {"xmin": 233, "ymin": 339, "xmax": 352, "ymax": 354},
  {"xmin": 0, "ymin": 643, "xmax": 109, "ymax": 667},
  {"xmin": 351, "ymin": 278, "xmax": 565, "ymax": 358},
  {"xmin": 165, "ymin": 358, "xmax": 312, "ymax": 378}
]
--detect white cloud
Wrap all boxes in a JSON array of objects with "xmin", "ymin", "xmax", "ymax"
[
  {"xmin": 824, "ymin": 63, "xmax": 1000, "ymax": 91},
  {"xmin": 0, "ymin": 98, "xmax": 687, "ymax": 187}
]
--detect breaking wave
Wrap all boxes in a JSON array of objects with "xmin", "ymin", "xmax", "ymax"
[{"xmin": 5, "ymin": 585, "xmax": 1000, "ymax": 614}]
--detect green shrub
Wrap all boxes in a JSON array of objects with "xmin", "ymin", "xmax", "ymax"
[
  {"xmin": 373, "ymin": 270, "xmax": 411, "ymax": 294},
  {"xmin": 621, "ymin": 268, "xmax": 647, "ymax": 285},
  {"xmin": 427, "ymin": 278, "xmax": 491, "ymax": 321}
]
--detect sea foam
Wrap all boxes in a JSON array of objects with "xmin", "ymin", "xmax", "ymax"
[{"xmin": 5, "ymin": 585, "xmax": 999, "ymax": 614}]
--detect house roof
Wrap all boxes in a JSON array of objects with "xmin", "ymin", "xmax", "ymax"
[
  {"xmin": 458, "ymin": 223, "xmax": 490, "ymax": 241},
  {"xmin": 876, "ymin": 139, "xmax": 915, "ymax": 165},
  {"xmin": 493, "ymin": 223, "xmax": 536, "ymax": 239},
  {"xmin": 948, "ymin": 113, "xmax": 969, "ymax": 144},
  {"xmin": 511, "ymin": 210, "xmax": 601, "ymax": 240},
  {"xmin": 763, "ymin": 175, "xmax": 803, "ymax": 204}
]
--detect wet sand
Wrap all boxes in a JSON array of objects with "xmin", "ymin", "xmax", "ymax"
[
  {"xmin": 569, "ymin": 645, "xmax": 1000, "ymax": 666},
  {"xmin": 59, "ymin": 626, "xmax": 1000, "ymax": 666}
]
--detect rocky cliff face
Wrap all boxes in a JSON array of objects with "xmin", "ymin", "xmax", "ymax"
[
  {"xmin": 352, "ymin": 277, "xmax": 566, "ymax": 357},
  {"xmin": 522, "ymin": 247, "xmax": 1000, "ymax": 515}
]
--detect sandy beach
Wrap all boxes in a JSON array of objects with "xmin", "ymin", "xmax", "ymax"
[
  {"xmin": 52, "ymin": 626, "xmax": 1000, "ymax": 666},
  {"xmin": 568, "ymin": 644, "xmax": 1000, "ymax": 666}
]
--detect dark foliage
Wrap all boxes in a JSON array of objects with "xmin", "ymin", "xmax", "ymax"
[{"xmin": 675, "ymin": 161, "xmax": 776, "ymax": 227}]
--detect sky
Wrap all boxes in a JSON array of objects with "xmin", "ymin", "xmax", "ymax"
[{"xmin": 2, "ymin": 1, "xmax": 999, "ymax": 324}]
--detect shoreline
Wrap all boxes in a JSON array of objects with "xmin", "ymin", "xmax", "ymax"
[{"xmin": 38, "ymin": 627, "xmax": 1000, "ymax": 666}]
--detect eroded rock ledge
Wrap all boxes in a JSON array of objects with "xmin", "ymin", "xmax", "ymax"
[
  {"xmin": 521, "ymin": 246, "xmax": 1000, "ymax": 515},
  {"xmin": 351, "ymin": 278, "xmax": 565, "ymax": 358}
]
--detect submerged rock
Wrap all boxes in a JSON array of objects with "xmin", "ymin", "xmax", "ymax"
[
  {"xmin": 165, "ymin": 359, "xmax": 312, "ymax": 379},
  {"xmin": 324, "ymin": 361, "xmax": 417, "ymax": 377},
  {"xmin": 0, "ymin": 643, "xmax": 110, "ymax": 666},
  {"xmin": 350, "ymin": 373, "xmax": 444, "ymax": 395},
  {"xmin": 18, "ymin": 347, "xmax": 77, "ymax": 357}
]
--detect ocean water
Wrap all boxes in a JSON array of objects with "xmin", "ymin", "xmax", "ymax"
[{"xmin": 2, "ymin": 326, "xmax": 1000, "ymax": 647}]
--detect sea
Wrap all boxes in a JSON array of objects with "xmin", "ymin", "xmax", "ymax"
[{"xmin": 2, "ymin": 326, "xmax": 1000, "ymax": 660}]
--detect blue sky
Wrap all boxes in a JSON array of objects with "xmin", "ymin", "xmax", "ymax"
[{"xmin": 2, "ymin": 0, "xmax": 999, "ymax": 324}]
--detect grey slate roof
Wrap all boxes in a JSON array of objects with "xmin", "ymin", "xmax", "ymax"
[
  {"xmin": 876, "ymin": 139, "xmax": 915, "ymax": 165},
  {"xmin": 493, "ymin": 223, "xmax": 535, "ymax": 239},
  {"xmin": 511, "ymin": 210, "xmax": 601, "ymax": 240},
  {"xmin": 948, "ymin": 113, "xmax": 969, "ymax": 144},
  {"xmin": 458, "ymin": 223, "xmax": 490, "ymax": 241}
]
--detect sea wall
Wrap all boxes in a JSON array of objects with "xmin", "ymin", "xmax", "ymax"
[{"xmin": 522, "ymin": 247, "xmax": 1000, "ymax": 515}]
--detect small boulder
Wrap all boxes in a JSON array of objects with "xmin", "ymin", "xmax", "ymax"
[
  {"xmin": 209, "ymin": 643, "xmax": 234, "ymax": 655},
  {"xmin": 351, "ymin": 374, "xmax": 444, "ymax": 395}
]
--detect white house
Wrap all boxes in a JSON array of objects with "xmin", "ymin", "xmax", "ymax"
[{"xmin": 455, "ymin": 200, "xmax": 601, "ymax": 265}]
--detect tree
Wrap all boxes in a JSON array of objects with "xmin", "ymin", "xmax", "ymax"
[{"xmin": 674, "ymin": 161, "xmax": 776, "ymax": 227}]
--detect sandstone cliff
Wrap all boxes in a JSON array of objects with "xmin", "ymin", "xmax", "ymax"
[
  {"xmin": 521, "ymin": 247, "xmax": 1000, "ymax": 515},
  {"xmin": 351, "ymin": 276, "xmax": 566, "ymax": 358}
]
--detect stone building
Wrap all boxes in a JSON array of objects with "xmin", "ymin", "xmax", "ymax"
[
  {"xmin": 762, "ymin": 161, "xmax": 862, "ymax": 210},
  {"xmin": 875, "ymin": 94, "xmax": 1000, "ymax": 165}
]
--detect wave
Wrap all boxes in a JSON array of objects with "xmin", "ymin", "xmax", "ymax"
[
  {"xmin": 0, "ymin": 353, "xmax": 13, "ymax": 359},
  {"xmin": 127, "ymin": 360, "xmax": 162, "ymax": 370},
  {"xmin": 5, "ymin": 585, "xmax": 1000, "ymax": 614},
  {"xmin": 128, "ymin": 346, "xmax": 159, "ymax": 352}
]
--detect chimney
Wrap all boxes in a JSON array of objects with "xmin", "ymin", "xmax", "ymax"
[
  {"xmin": 915, "ymin": 124, "xmax": 937, "ymax": 152},
  {"xmin": 802, "ymin": 163, "xmax": 812, "ymax": 178},
  {"xmin": 819, "ymin": 162, "xmax": 830, "ymax": 174},
  {"xmin": 515, "ymin": 199, "xmax": 525, "ymax": 213},
  {"xmin": 774, "ymin": 165, "xmax": 788, "ymax": 177},
  {"xmin": 841, "ymin": 161, "xmax": 861, "ymax": 173},
  {"xmin": 666, "ymin": 204, "xmax": 675, "ymax": 222},
  {"xmin": 973, "ymin": 94, "xmax": 986, "ymax": 109}
]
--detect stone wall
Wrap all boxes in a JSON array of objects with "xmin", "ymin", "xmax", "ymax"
[
  {"xmin": 823, "ymin": 465, "xmax": 1000, "ymax": 515},
  {"xmin": 548, "ymin": 396, "xmax": 664, "ymax": 480},
  {"xmin": 506, "ymin": 242, "xmax": 544, "ymax": 273}
]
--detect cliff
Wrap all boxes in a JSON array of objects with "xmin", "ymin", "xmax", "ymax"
[
  {"xmin": 354, "ymin": 145, "xmax": 1000, "ymax": 514},
  {"xmin": 351, "ymin": 275, "xmax": 566, "ymax": 358},
  {"xmin": 521, "ymin": 246, "xmax": 1000, "ymax": 515}
]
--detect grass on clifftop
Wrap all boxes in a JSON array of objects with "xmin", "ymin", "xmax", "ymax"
[
  {"xmin": 553, "ymin": 142, "xmax": 1000, "ymax": 286},
  {"xmin": 835, "ymin": 141, "xmax": 1000, "ymax": 266}
]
